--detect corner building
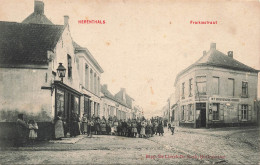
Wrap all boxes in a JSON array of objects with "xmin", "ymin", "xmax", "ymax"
[{"xmin": 174, "ymin": 43, "xmax": 258, "ymax": 128}]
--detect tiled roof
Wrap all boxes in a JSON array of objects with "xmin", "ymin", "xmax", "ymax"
[
  {"xmin": 73, "ymin": 41, "xmax": 104, "ymax": 73},
  {"xmin": 0, "ymin": 21, "xmax": 64, "ymax": 66},
  {"xmin": 22, "ymin": 13, "xmax": 54, "ymax": 25},
  {"xmin": 175, "ymin": 47, "xmax": 258, "ymax": 85}
]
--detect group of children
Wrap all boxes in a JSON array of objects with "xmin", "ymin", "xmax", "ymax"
[{"xmin": 80, "ymin": 115, "xmax": 166, "ymax": 138}]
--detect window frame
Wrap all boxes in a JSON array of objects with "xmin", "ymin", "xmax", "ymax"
[
  {"xmin": 189, "ymin": 78, "xmax": 193, "ymax": 97},
  {"xmin": 241, "ymin": 81, "xmax": 248, "ymax": 98},
  {"xmin": 212, "ymin": 103, "xmax": 219, "ymax": 121},
  {"xmin": 241, "ymin": 104, "xmax": 248, "ymax": 120},
  {"xmin": 212, "ymin": 76, "xmax": 219, "ymax": 95},
  {"xmin": 228, "ymin": 78, "xmax": 235, "ymax": 96}
]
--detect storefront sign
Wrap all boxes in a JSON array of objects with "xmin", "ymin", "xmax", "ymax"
[{"xmin": 209, "ymin": 97, "xmax": 240, "ymax": 102}]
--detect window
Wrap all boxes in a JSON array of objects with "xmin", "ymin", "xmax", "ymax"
[
  {"xmin": 212, "ymin": 103, "xmax": 219, "ymax": 120},
  {"xmin": 212, "ymin": 77, "xmax": 219, "ymax": 95},
  {"xmin": 196, "ymin": 76, "xmax": 206, "ymax": 95},
  {"xmin": 242, "ymin": 81, "xmax": 248, "ymax": 97},
  {"xmin": 90, "ymin": 69, "xmax": 93, "ymax": 92},
  {"xmin": 67, "ymin": 55, "xmax": 72, "ymax": 78},
  {"xmin": 56, "ymin": 89, "xmax": 64, "ymax": 117},
  {"xmin": 228, "ymin": 78, "xmax": 234, "ymax": 96},
  {"xmin": 181, "ymin": 106, "xmax": 185, "ymax": 120},
  {"xmin": 85, "ymin": 65, "xmax": 89, "ymax": 89},
  {"xmin": 188, "ymin": 104, "xmax": 193, "ymax": 121},
  {"xmin": 94, "ymin": 73, "xmax": 97, "ymax": 95},
  {"xmin": 241, "ymin": 104, "xmax": 248, "ymax": 120},
  {"xmin": 189, "ymin": 79, "xmax": 193, "ymax": 97},
  {"xmin": 182, "ymin": 82, "xmax": 185, "ymax": 99},
  {"xmin": 98, "ymin": 77, "xmax": 100, "ymax": 96}
]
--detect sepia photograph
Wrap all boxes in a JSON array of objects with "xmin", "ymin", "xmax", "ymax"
[{"xmin": 0, "ymin": 0, "xmax": 259, "ymax": 164}]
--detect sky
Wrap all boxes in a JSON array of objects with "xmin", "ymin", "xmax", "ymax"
[{"xmin": 0, "ymin": 0, "xmax": 259, "ymax": 118}]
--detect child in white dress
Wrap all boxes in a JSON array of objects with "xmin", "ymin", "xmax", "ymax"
[{"xmin": 28, "ymin": 120, "xmax": 38, "ymax": 144}]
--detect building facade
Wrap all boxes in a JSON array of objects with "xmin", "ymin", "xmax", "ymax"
[
  {"xmin": 174, "ymin": 43, "xmax": 258, "ymax": 128},
  {"xmin": 74, "ymin": 42, "xmax": 104, "ymax": 119},
  {"xmin": 0, "ymin": 0, "xmax": 103, "ymax": 139}
]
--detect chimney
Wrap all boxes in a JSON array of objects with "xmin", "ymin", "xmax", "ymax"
[
  {"xmin": 34, "ymin": 0, "xmax": 44, "ymax": 14},
  {"xmin": 103, "ymin": 84, "xmax": 108, "ymax": 89},
  {"xmin": 64, "ymin": 15, "xmax": 69, "ymax": 26},
  {"xmin": 210, "ymin": 43, "xmax": 216, "ymax": 50},
  {"xmin": 227, "ymin": 51, "xmax": 233, "ymax": 58},
  {"xmin": 203, "ymin": 51, "xmax": 207, "ymax": 56}
]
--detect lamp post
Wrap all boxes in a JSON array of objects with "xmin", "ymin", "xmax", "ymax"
[{"xmin": 57, "ymin": 63, "xmax": 66, "ymax": 83}]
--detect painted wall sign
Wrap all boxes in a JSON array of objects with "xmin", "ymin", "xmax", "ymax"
[{"xmin": 209, "ymin": 97, "xmax": 240, "ymax": 102}]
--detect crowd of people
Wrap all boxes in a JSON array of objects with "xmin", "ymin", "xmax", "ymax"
[{"xmin": 54, "ymin": 112, "xmax": 166, "ymax": 139}]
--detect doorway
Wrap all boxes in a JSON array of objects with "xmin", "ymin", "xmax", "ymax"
[{"xmin": 196, "ymin": 103, "xmax": 206, "ymax": 128}]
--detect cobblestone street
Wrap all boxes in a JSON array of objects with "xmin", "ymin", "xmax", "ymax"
[{"xmin": 0, "ymin": 126, "xmax": 259, "ymax": 164}]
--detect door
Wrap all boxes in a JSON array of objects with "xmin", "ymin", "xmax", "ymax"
[
  {"xmin": 196, "ymin": 103, "xmax": 206, "ymax": 128},
  {"xmin": 201, "ymin": 108, "xmax": 206, "ymax": 127}
]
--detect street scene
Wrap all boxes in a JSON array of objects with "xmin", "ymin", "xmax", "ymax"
[
  {"xmin": 0, "ymin": 0, "xmax": 260, "ymax": 165},
  {"xmin": 1, "ymin": 126, "xmax": 259, "ymax": 164}
]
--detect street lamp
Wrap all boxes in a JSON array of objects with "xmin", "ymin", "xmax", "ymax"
[{"xmin": 57, "ymin": 63, "xmax": 66, "ymax": 83}]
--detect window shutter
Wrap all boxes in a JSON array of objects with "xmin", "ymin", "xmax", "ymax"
[
  {"xmin": 238, "ymin": 104, "xmax": 242, "ymax": 121},
  {"xmin": 191, "ymin": 104, "xmax": 194, "ymax": 121},
  {"xmin": 220, "ymin": 103, "xmax": 224, "ymax": 121},
  {"xmin": 248, "ymin": 105, "xmax": 252, "ymax": 121}
]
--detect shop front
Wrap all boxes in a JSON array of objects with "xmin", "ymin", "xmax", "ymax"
[{"xmin": 54, "ymin": 81, "xmax": 82, "ymax": 137}]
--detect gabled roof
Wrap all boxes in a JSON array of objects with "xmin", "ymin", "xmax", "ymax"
[
  {"xmin": 73, "ymin": 41, "xmax": 104, "ymax": 73},
  {"xmin": 0, "ymin": 21, "xmax": 64, "ymax": 66},
  {"xmin": 22, "ymin": 13, "xmax": 54, "ymax": 25},
  {"xmin": 174, "ymin": 46, "xmax": 258, "ymax": 85},
  {"xmin": 101, "ymin": 85, "xmax": 130, "ymax": 108}
]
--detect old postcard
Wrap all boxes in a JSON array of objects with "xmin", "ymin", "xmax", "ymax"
[{"xmin": 0, "ymin": 0, "xmax": 259, "ymax": 164}]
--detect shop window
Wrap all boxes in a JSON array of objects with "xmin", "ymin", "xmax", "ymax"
[
  {"xmin": 212, "ymin": 103, "xmax": 219, "ymax": 120},
  {"xmin": 241, "ymin": 104, "xmax": 248, "ymax": 120},
  {"xmin": 74, "ymin": 96, "xmax": 80, "ymax": 115},
  {"xmin": 182, "ymin": 82, "xmax": 185, "ymax": 99},
  {"xmin": 228, "ymin": 78, "xmax": 234, "ymax": 96},
  {"xmin": 56, "ymin": 89, "xmax": 65, "ymax": 117},
  {"xmin": 242, "ymin": 81, "xmax": 248, "ymax": 97},
  {"xmin": 212, "ymin": 77, "xmax": 219, "ymax": 95},
  {"xmin": 189, "ymin": 78, "xmax": 193, "ymax": 97},
  {"xmin": 196, "ymin": 76, "xmax": 206, "ymax": 95},
  {"xmin": 67, "ymin": 55, "xmax": 72, "ymax": 78}
]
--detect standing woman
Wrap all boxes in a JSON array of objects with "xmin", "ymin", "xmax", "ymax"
[
  {"xmin": 54, "ymin": 111, "xmax": 64, "ymax": 139},
  {"xmin": 15, "ymin": 114, "xmax": 28, "ymax": 147},
  {"xmin": 140, "ymin": 119, "xmax": 147, "ymax": 138}
]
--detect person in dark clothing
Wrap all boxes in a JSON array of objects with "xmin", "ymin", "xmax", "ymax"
[
  {"xmin": 15, "ymin": 114, "xmax": 28, "ymax": 147},
  {"xmin": 158, "ymin": 120, "xmax": 164, "ymax": 136},
  {"xmin": 71, "ymin": 113, "xmax": 80, "ymax": 137}
]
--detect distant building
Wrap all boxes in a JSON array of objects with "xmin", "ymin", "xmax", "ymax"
[
  {"xmin": 101, "ymin": 85, "xmax": 141, "ymax": 120},
  {"xmin": 174, "ymin": 43, "xmax": 259, "ymax": 128}
]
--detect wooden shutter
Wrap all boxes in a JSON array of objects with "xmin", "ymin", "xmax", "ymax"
[
  {"xmin": 220, "ymin": 103, "xmax": 224, "ymax": 121},
  {"xmin": 248, "ymin": 105, "xmax": 252, "ymax": 121},
  {"xmin": 238, "ymin": 104, "xmax": 242, "ymax": 121}
]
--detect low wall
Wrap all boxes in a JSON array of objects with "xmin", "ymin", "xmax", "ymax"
[{"xmin": 0, "ymin": 122, "xmax": 54, "ymax": 143}]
